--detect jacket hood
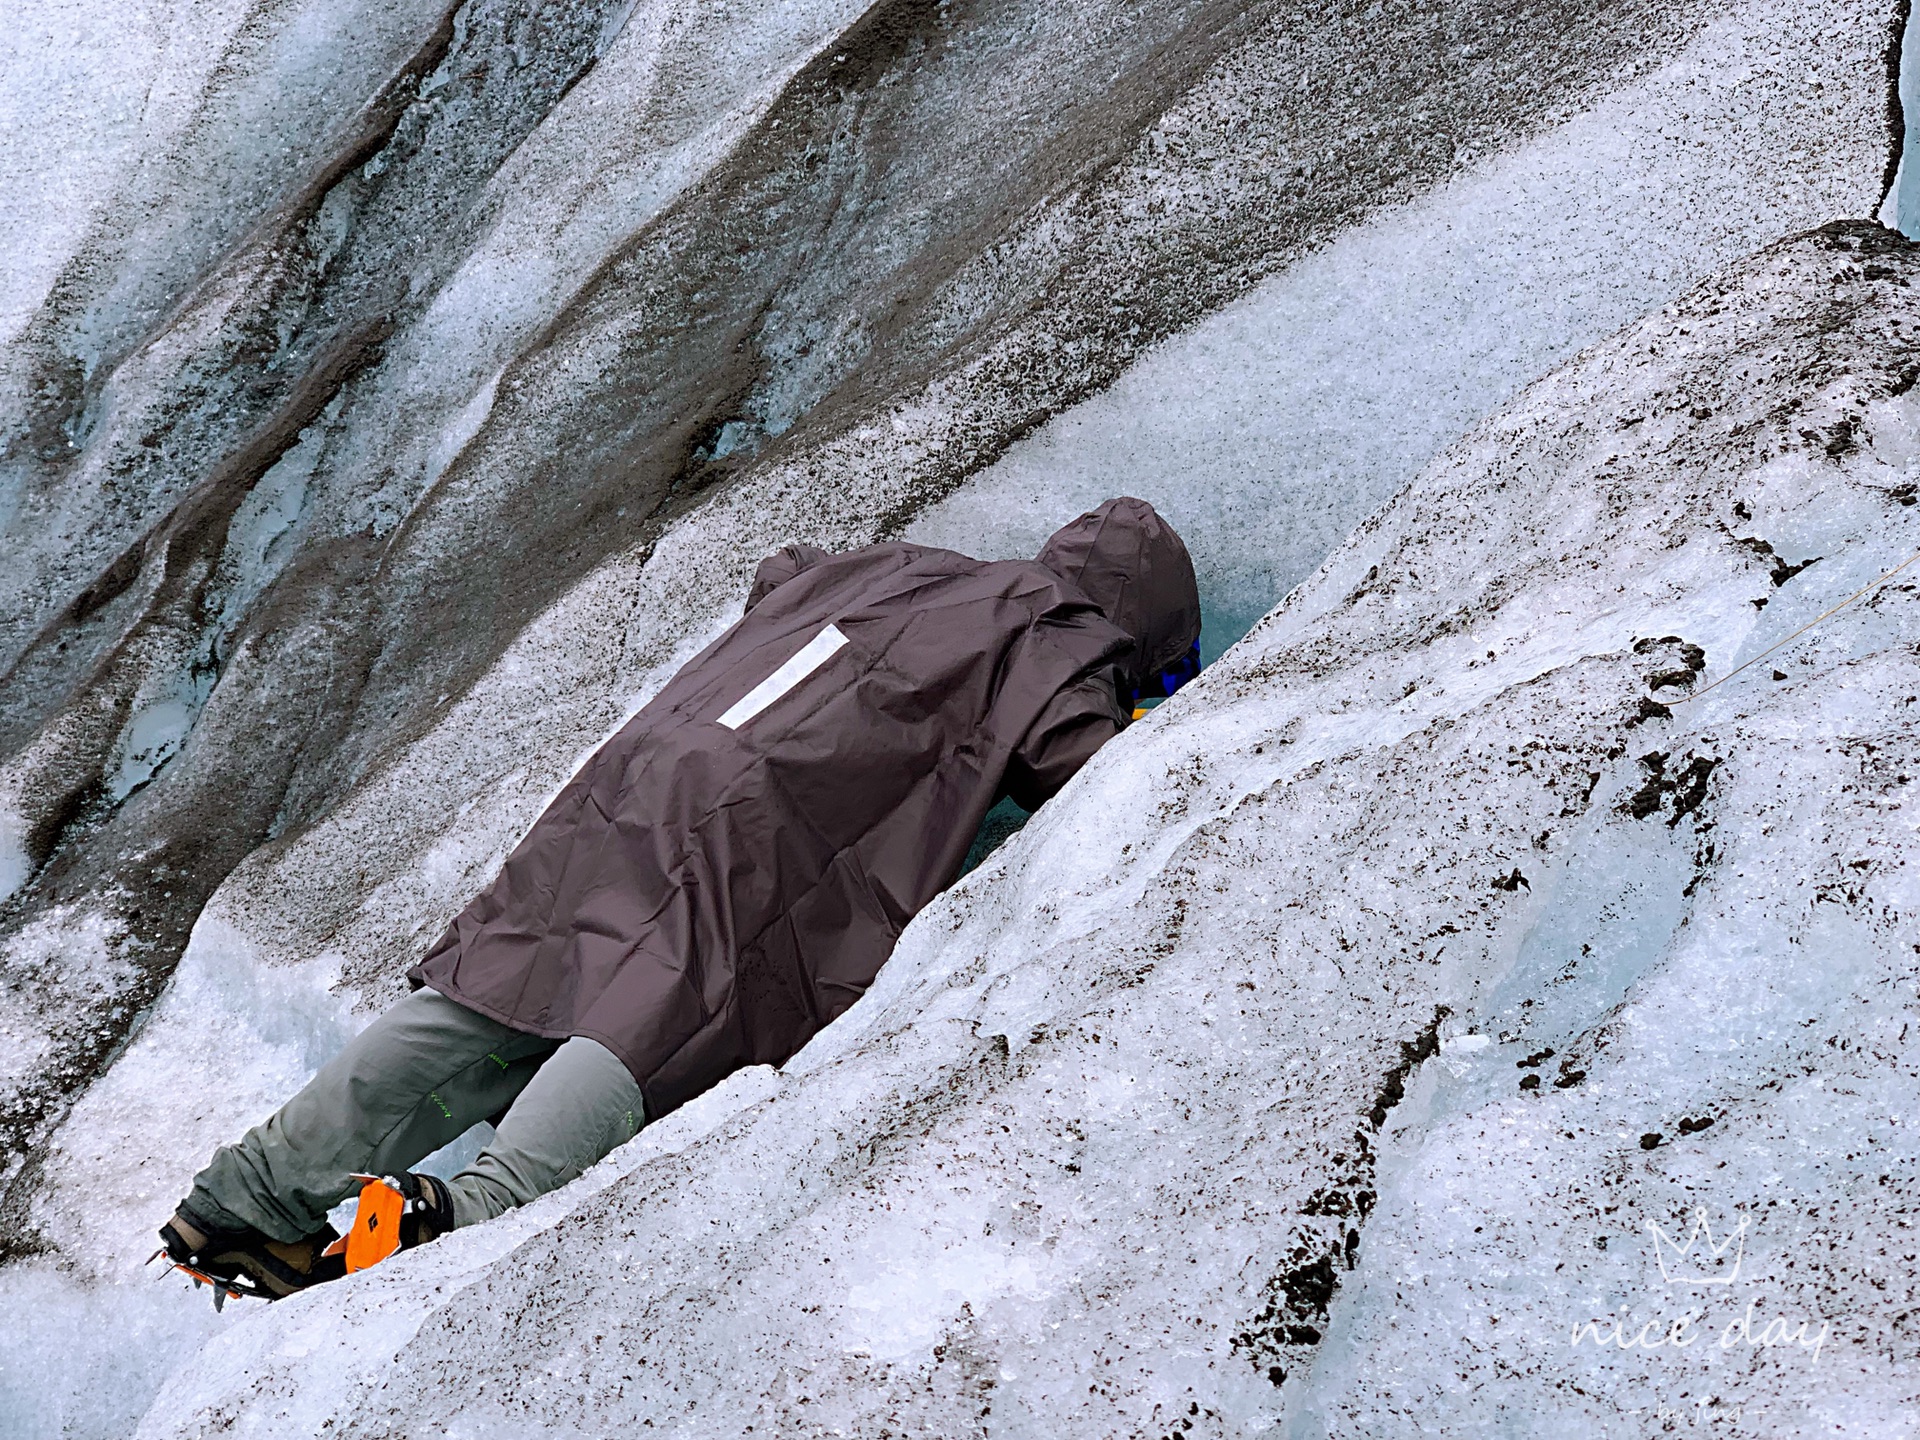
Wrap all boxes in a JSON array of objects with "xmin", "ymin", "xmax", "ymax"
[{"xmin": 1035, "ymin": 497, "xmax": 1200, "ymax": 693}]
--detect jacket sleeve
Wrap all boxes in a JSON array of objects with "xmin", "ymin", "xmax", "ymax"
[
  {"xmin": 1002, "ymin": 665, "xmax": 1127, "ymax": 811},
  {"xmin": 745, "ymin": 543, "xmax": 833, "ymax": 612}
]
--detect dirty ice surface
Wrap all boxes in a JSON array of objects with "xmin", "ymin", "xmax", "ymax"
[
  {"xmin": 909, "ymin": 0, "xmax": 1890, "ymax": 652},
  {"xmin": 0, "ymin": 0, "xmax": 1901, "ymax": 1435},
  {"xmin": 0, "ymin": 919, "xmax": 493, "ymax": 1440},
  {"xmin": 137, "ymin": 221, "xmax": 1920, "ymax": 1440}
]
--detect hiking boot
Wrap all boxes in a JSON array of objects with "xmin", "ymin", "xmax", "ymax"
[
  {"xmin": 328, "ymin": 1171, "xmax": 455, "ymax": 1273},
  {"xmin": 155, "ymin": 1204, "xmax": 345, "ymax": 1303},
  {"xmin": 388, "ymin": 1170, "xmax": 455, "ymax": 1248}
]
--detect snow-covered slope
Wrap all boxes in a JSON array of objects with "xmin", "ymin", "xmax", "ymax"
[{"xmin": 133, "ymin": 219, "xmax": 1920, "ymax": 1437}]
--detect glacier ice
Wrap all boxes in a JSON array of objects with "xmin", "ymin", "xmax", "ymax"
[
  {"xmin": 123, "ymin": 237, "xmax": 1920, "ymax": 1440},
  {"xmin": 0, "ymin": 0, "xmax": 1911, "ymax": 1433},
  {"xmin": 0, "ymin": 809, "xmax": 25, "ymax": 906},
  {"xmin": 1885, "ymin": 0, "xmax": 1920, "ymax": 238},
  {"xmin": 910, "ymin": 0, "xmax": 1902, "ymax": 646},
  {"xmin": 126, "ymin": 218, "xmax": 1920, "ymax": 1439}
]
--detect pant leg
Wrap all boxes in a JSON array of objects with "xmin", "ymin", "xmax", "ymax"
[
  {"xmin": 185, "ymin": 989, "xmax": 556, "ymax": 1241},
  {"xmin": 441, "ymin": 1035, "xmax": 644, "ymax": 1230}
]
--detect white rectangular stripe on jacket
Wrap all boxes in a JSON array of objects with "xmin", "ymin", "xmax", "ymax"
[{"xmin": 717, "ymin": 624, "xmax": 848, "ymax": 730}]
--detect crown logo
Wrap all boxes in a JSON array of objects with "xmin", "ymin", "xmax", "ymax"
[{"xmin": 1645, "ymin": 1208, "xmax": 1749, "ymax": 1286}]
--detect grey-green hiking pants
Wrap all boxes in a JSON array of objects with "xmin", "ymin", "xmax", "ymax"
[{"xmin": 184, "ymin": 988, "xmax": 644, "ymax": 1242}]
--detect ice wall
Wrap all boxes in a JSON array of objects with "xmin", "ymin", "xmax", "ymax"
[
  {"xmin": 910, "ymin": 0, "xmax": 1895, "ymax": 650},
  {"xmin": 0, "ymin": 0, "xmax": 1905, "ymax": 1433},
  {"xmin": 136, "ymin": 219, "xmax": 1920, "ymax": 1440},
  {"xmin": 1884, "ymin": 0, "xmax": 1920, "ymax": 236},
  {"xmin": 10, "ymin": 0, "xmax": 1816, "ymax": 1291},
  {"xmin": 0, "ymin": 0, "xmax": 445, "ymax": 351}
]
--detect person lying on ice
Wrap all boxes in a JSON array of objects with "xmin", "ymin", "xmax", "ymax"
[{"xmin": 158, "ymin": 497, "xmax": 1201, "ymax": 1301}]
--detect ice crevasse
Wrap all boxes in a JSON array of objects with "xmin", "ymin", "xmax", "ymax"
[{"xmin": 137, "ymin": 228, "xmax": 1920, "ymax": 1433}]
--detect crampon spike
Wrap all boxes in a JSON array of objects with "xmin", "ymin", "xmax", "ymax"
[{"xmin": 148, "ymin": 1246, "xmax": 253, "ymax": 1309}]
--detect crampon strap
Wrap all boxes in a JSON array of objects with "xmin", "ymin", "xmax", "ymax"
[{"xmin": 324, "ymin": 1174, "xmax": 406, "ymax": 1272}]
